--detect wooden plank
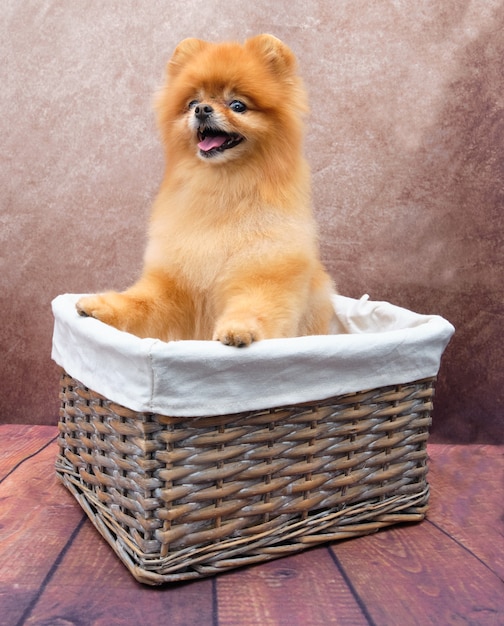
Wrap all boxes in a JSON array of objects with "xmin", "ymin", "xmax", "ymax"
[
  {"xmin": 0, "ymin": 434, "xmax": 84, "ymax": 626},
  {"xmin": 217, "ymin": 547, "xmax": 369, "ymax": 626},
  {"xmin": 23, "ymin": 519, "xmax": 216, "ymax": 626},
  {"xmin": 331, "ymin": 520, "xmax": 504, "ymax": 625},
  {"xmin": 0, "ymin": 424, "xmax": 58, "ymax": 480},
  {"xmin": 427, "ymin": 443, "xmax": 504, "ymax": 579},
  {"xmin": 0, "ymin": 437, "xmax": 80, "ymax": 585}
]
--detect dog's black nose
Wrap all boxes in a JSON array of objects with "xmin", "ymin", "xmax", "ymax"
[{"xmin": 194, "ymin": 104, "xmax": 213, "ymax": 121}]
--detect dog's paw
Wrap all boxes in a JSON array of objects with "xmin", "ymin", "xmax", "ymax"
[
  {"xmin": 213, "ymin": 320, "xmax": 263, "ymax": 347},
  {"xmin": 215, "ymin": 328, "xmax": 256, "ymax": 347},
  {"xmin": 76, "ymin": 294, "xmax": 118, "ymax": 326}
]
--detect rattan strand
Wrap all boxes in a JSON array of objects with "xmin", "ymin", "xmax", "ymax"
[{"xmin": 56, "ymin": 370, "xmax": 434, "ymax": 584}]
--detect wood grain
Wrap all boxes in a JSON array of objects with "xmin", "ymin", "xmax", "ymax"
[
  {"xmin": 0, "ymin": 424, "xmax": 57, "ymax": 480},
  {"xmin": 216, "ymin": 547, "xmax": 369, "ymax": 626},
  {"xmin": 427, "ymin": 443, "xmax": 504, "ymax": 579},
  {"xmin": 331, "ymin": 520, "xmax": 504, "ymax": 625},
  {"xmin": 0, "ymin": 427, "xmax": 84, "ymax": 626},
  {"xmin": 23, "ymin": 520, "xmax": 215, "ymax": 626}
]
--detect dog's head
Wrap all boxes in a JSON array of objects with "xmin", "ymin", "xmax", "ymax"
[{"xmin": 156, "ymin": 35, "xmax": 307, "ymax": 166}]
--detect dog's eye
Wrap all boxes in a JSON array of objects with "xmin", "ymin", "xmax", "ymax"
[
  {"xmin": 229, "ymin": 100, "xmax": 247, "ymax": 113},
  {"xmin": 187, "ymin": 100, "xmax": 199, "ymax": 110}
]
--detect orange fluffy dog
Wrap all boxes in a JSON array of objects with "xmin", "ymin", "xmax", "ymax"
[{"xmin": 77, "ymin": 35, "xmax": 334, "ymax": 346}]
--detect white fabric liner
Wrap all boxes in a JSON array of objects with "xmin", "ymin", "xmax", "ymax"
[{"xmin": 51, "ymin": 294, "xmax": 454, "ymax": 417}]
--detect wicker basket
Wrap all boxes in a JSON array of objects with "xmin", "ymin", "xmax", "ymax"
[{"xmin": 56, "ymin": 370, "xmax": 435, "ymax": 585}]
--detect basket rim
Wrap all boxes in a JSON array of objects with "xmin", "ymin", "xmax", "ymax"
[{"xmin": 51, "ymin": 293, "xmax": 454, "ymax": 417}]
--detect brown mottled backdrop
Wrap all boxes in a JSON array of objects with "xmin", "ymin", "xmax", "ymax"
[{"xmin": 1, "ymin": 1, "xmax": 502, "ymax": 442}]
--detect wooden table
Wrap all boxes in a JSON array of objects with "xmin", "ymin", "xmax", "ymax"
[{"xmin": 1, "ymin": 424, "xmax": 503, "ymax": 625}]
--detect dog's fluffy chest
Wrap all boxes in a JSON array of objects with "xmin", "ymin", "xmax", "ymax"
[
  {"xmin": 144, "ymin": 173, "xmax": 315, "ymax": 293},
  {"xmin": 144, "ymin": 194, "xmax": 264, "ymax": 291},
  {"xmin": 145, "ymin": 222, "xmax": 227, "ymax": 288}
]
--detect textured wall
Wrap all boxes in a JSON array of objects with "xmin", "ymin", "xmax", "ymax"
[{"xmin": 1, "ymin": 1, "xmax": 502, "ymax": 442}]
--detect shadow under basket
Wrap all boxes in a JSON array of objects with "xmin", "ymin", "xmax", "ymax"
[{"xmin": 56, "ymin": 370, "xmax": 435, "ymax": 585}]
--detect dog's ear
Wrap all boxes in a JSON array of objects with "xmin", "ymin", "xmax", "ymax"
[
  {"xmin": 245, "ymin": 34, "xmax": 297, "ymax": 76},
  {"xmin": 168, "ymin": 38, "xmax": 209, "ymax": 78}
]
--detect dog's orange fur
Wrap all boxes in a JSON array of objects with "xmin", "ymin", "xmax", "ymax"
[{"xmin": 76, "ymin": 35, "xmax": 335, "ymax": 346}]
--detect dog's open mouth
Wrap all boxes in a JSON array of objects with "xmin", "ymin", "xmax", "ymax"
[{"xmin": 197, "ymin": 128, "xmax": 244, "ymax": 157}]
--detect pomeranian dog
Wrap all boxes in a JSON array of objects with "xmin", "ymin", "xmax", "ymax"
[{"xmin": 77, "ymin": 34, "xmax": 334, "ymax": 347}]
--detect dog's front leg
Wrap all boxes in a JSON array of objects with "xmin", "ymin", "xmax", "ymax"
[{"xmin": 76, "ymin": 271, "xmax": 193, "ymax": 341}]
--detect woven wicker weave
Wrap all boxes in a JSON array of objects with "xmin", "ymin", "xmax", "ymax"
[{"xmin": 56, "ymin": 370, "xmax": 434, "ymax": 584}]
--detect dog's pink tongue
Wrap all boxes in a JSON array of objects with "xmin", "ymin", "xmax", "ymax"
[{"xmin": 198, "ymin": 135, "xmax": 227, "ymax": 151}]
